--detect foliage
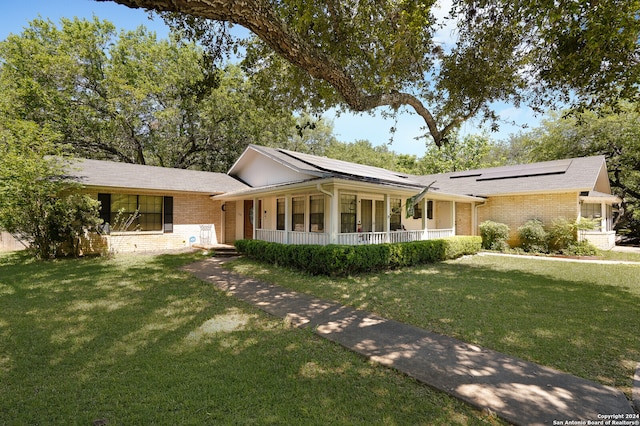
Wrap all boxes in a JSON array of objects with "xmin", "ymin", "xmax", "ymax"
[
  {"xmin": 546, "ymin": 218, "xmax": 577, "ymax": 253},
  {"xmin": 479, "ymin": 220, "xmax": 510, "ymax": 251},
  {"xmin": 0, "ymin": 120, "xmax": 102, "ymax": 259},
  {"xmin": 417, "ymin": 132, "xmax": 506, "ymax": 174},
  {"xmin": 235, "ymin": 237, "xmax": 481, "ymax": 276},
  {"xmin": 132, "ymin": 0, "xmax": 640, "ymax": 146},
  {"xmin": 0, "ymin": 17, "xmax": 296, "ymax": 172},
  {"xmin": 561, "ymin": 240, "xmax": 600, "ymax": 257},
  {"xmin": 517, "ymin": 219, "xmax": 548, "ymax": 253}
]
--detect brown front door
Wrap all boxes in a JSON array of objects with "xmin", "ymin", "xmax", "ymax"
[{"xmin": 244, "ymin": 200, "xmax": 254, "ymax": 239}]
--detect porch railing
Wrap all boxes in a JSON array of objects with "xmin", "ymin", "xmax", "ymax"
[
  {"xmin": 256, "ymin": 228, "xmax": 455, "ymax": 245},
  {"xmin": 256, "ymin": 229, "xmax": 330, "ymax": 245}
]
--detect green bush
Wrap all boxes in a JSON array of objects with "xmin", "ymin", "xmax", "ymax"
[
  {"xmin": 479, "ymin": 220, "xmax": 510, "ymax": 251},
  {"xmin": 518, "ymin": 219, "xmax": 548, "ymax": 253},
  {"xmin": 561, "ymin": 240, "xmax": 600, "ymax": 256},
  {"xmin": 547, "ymin": 218, "xmax": 577, "ymax": 252},
  {"xmin": 234, "ymin": 236, "xmax": 481, "ymax": 276}
]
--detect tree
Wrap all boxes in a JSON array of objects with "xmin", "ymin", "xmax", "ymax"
[
  {"xmin": 417, "ymin": 132, "xmax": 506, "ymax": 174},
  {"xmin": 506, "ymin": 105, "xmax": 640, "ymax": 240},
  {"xmin": 0, "ymin": 18, "xmax": 296, "ymax": 172},
  {"xmin": 99, "ymin": 0, "xmax": 640, "ymax": 147},
  {"xmin": 0, "ymin": 120, "xmax": 102, "ymax": 259}
]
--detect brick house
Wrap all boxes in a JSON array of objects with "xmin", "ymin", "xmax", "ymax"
[
  {"xmin": 217, "ymin": 145, "xmax": 620, "ymax": 250},
  {"xmin": 1, "ymin": 146, "xmax": 620, "ymax": 253}
]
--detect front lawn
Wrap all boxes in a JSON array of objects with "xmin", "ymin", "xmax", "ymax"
[
  {"xmin": 0, "ymin": 251, "xmax": 501, "ymax": 425},
  {"xmin": 228, "ymin": 253, "xmax": 640, "ymax": 399}
]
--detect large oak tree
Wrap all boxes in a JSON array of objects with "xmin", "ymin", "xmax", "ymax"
[
  {"xmin": 98, "ymin": 0, "xmax": 640, "ymax": 146},
  {"xmin": 0, "ymin": 17, "xmax": 296, "ymax": 172}
]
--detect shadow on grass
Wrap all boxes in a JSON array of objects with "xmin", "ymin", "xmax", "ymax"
[
  {"xmin": 0, "ymin": 252, "xmax": 500, "ymax": 425},
  {"xmin": 227, "ymin": 256, "xmax": 640, "ymax": 401}
]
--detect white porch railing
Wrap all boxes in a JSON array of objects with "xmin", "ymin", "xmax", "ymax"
[
  {"xmin": 256, "ymin": 229, "xmax": 330, "ymax": 245},
  {"xmin": 256, "ymin": 228, "xmax": 455, "ymax": 245}
]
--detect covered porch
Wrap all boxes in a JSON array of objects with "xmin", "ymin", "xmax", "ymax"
[{"xmin": 218, "ymin": 179, "xmax": 482, "ymax": 246}]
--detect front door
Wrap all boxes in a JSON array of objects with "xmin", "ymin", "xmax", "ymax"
[{"xmin": 244, "ymin": 200, "xmax": 254, "ymax": 239}]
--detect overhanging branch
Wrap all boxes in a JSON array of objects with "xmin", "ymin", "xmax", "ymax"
[{"xmin": 99, "ymin": 0, "xmax": 452, "ymax": 145}]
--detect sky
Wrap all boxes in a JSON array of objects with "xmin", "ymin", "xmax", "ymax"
[{"xmin": 0, "ymin": 0, "xmax": 541, "ymax": 156}]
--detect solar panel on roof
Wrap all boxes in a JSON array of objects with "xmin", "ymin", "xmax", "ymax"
[
  {"xmin": 449, "ymin": 173, "xmax": 482, "ymax": 179},
  {"xmin": 475, "ymin": 160, "xmax": 572, "ymax": 181},
  {"xmin": 282, "ymin": 149, "xmax": 420, "ymax": 186}
]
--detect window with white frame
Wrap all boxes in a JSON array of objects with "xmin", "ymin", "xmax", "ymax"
[
  {"xmin": 390, "ymin": 198, "xmax": 402, "ymax": 230},
  {"xmin": 340, "ymin": 194, "xmax": 356, "ymax": 233},
  {"xmin": 292, "ymin": 196, "xmax": 305, "ymax": 231},
  {"xmin": 277, "ymin": 198, "xmax": 285, "ymax": 230},
  {"xmin": 309, "ymin": 195, "xmax": 324, "ymax": 232}
]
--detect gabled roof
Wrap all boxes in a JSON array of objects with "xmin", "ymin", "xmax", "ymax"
[
  {"xmin": 229, "ymin": 144, "xmax": 424, "ymax": 189},
  {"xmin": 68, "ymin": 158, "xmax": 249, "ymax": 194},
  {"xmin": 411, "ymin": 155, "xmax": 609, "ymax": 197}
]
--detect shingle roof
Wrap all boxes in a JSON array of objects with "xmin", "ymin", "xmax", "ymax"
[
  {"xmin": 235, "ymin": 145, "xmax": 424, "ymax": 188},
  {"xmin": 411, "ymin": 156, "xmax": 607, "ymax": 197},
  {"xmin": 68, "ymin": 158, "xmax": 249, "ymax": 194}
]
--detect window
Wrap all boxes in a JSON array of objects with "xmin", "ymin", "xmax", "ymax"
[
  {"xmin": 427, "ymin": 200, "xmax": 433, "ymax": 220},
  {"xmin": 100, "ymin": 193, "xmax": 168, "ymax": 232},
  {"xmin": 390, "ymin": 198, "xmax": 402, "ymax": 230},
  {"xmin": 413, "ymin": 201, "xmax": 423, "ymax": 219},
  {"xmin": 581, "ymin": 203, "xmax": 602, "ymax": 231},
  {"xmin": 340, "ymin": 194, "xmax": 356, "ymax": 233},
  {"xmin": 277, "ymin": 198, "xmax": 285, "ymax": 230},
  {"xmin": 309, "ymin": 195, "xmax": 324, "ymax": 232},
  {"xmin": 292, "ymin": 196, "xmax": 305, "ymax": 231}
]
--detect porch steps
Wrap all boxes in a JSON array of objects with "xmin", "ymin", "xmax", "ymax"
[
  {"xmin": 191, "ymin": 244, "xmax": 239, "ymax": 257},
  {"xmin": 212, "ymin": 246, "xmax": 240, "ymax": 258}
]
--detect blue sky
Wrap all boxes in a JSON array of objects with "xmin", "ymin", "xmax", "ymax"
[{"xmin": 0, "ymin": 0, "xmax": 540, "ymax": 156}]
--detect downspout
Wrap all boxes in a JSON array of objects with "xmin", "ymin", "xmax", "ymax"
[
  {"xmin": 316, "ymin": 183, "xmax": 333, "ymax": 198},
  {"xmin": 474, "ymin": 200, "xmax": 488, "ymax": 236}
]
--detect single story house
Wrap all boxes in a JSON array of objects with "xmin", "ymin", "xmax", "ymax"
[
  {"xmin": 0, "ymin": 145, "xmax": 620, "ymax": 253},
  {"xmin": 217, "ymin": 145, "xmax": 620, "ymax": 250}
]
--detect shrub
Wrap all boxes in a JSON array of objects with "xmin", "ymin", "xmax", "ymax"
[
  {"xmin": 234, "ymin": 236, "xmax": 481, "ymax": 276},
  {"xmin": 518, "ymin": 219, "xmax": 548, "ymax": 253},
  {"xmin": 479, "ymin": 220, "xmax": 510, "ymax": 251},
  {"xmin": 547, "ymin": 218, "xmax": 577, "ymax": 252},
  {"xmin": 562, "ymin": 240, "xmax": 600, "ymax": 257}
]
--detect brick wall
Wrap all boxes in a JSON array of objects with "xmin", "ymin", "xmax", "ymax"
[
  {"xmin": 478, "ymin": 192, "xmax": 579, "ymax": 245},
  {"xmin": 80, "ymin": 189, "xmax": 224, "ymax": 253},
  {"xmin": 224, "ymin": 201, "xmax": 237, "ymax": 243},
  {"xmin": 455, "ymin": 203, "xmax": 472, "ymax": 235}
]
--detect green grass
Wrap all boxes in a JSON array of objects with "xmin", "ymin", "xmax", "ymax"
[
  {"xmin": 228, "ymin": 253, "xmax": 640, "ymax": 400},
  {"xmin": 0, "ymin": 251, "xmax": 502, "ymax": 425}
]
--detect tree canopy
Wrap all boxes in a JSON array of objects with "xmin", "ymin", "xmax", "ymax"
[
  {"xmin": 0, "ymin": 120, "xmax": 102, "ymax": 258},
  {"xmin": 0, "ymin": 17, "xmax": 296, "ymax": 172},
  {"xmin": 99, "ymin": 0, "xmax": 640, "ymax": 146}
]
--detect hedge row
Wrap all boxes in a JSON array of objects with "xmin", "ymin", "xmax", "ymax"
[{"xmin": 234, "ymin": 236, "xmax": 481, "ymax": 276}]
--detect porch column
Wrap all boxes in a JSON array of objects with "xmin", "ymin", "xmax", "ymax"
[
  {"xmin": 421, "ymin": 199, "xmax": 428, "ymax": 240},
  {"xmin": 384, "ymin": 194, "xmax": 390, "ymax": 243},
  {"xmin": 285, "ymin": 195, "xmax": 291, "ymax": 244},
  {"xmin": 253, "ymin": 197, "xmax": 258, "ymax": 240},
  {"xmin": 452, "ymin": 202, "xmax": 456, "ymax": 235},
  {"xmin": 329, "ymin": 187, "xmax": 339, "ymax": 244}
]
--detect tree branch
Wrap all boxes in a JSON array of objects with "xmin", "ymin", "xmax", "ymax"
[{"xmin": 98, "ymin": 0, "xmax": 450, "ymax": 145}]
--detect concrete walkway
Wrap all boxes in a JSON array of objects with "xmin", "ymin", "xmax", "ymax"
[{"xmin": 183, "ymin": 257, "xmax": 636, "ymax": 426}]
